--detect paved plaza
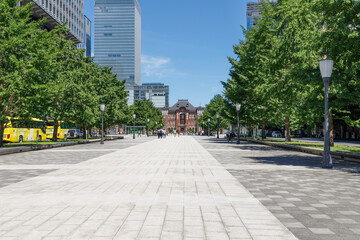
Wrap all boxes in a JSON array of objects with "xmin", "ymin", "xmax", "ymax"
[
  {"xmin": 197, "ymin": 137, "xmax": 360, "ymax": 240},
  {"xmin": 0, "ymin": 136, "xmax": 359, "ymax": 240}
]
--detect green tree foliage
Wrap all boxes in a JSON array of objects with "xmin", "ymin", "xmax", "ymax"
[
  {"xmin": 128, "ymin": 100, "xmax": 164, "ymax": 131},
  {"xmin": 198, "ymin": 95, "xmax": 229, "ymax": 131},
  {"xmin": 0, "ymin": 1, "xmax": 128, "ymax": 146},
  {"xmin": 222, "ymin": 0, "xmax": 360, "ymax": 143},
  {"xmin": 0, "ymin": 0, "xmax": 53, "ymax": 146}
]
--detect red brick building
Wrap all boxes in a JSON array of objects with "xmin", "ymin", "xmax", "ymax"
[{"xmin": 161, "ymin": 99, "xmax": 205, "ymax": 133}]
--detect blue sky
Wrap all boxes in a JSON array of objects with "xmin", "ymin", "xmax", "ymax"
[{"xmin": 84, "ymin": 0, "xmax": 250, "ymax": 107}]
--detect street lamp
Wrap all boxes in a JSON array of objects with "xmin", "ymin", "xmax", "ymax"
[
  {"xmin": 236, "ymin": 103, "xmax": 241, "ymax": 144},
  {"xmin": 202, "ymin": 121, "xmax": 204, "ymax": 135},
  {"xmin": 216, "ymin": 113, "xmax": 220, "ymax": 139},
  {"xmin": 207, "ymin": 118, "xmax": 210, "ymax": 137},
  {"xmin": 133, "ymin": 113, "xmax": 136, "ymax": 139},
  {"xmin": 319, "ymin": 59, "xmax": 334, "ymax": 169},
  {"xmin": 100, "ymin": 103, "xmax": 105, "ymax": 144},
  {"xmin": 147, "ymin": 118, "xmax": 150, "ymax": 137}
]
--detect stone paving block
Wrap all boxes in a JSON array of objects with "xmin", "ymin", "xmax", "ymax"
[
  {"xmin": 161, "ymin": 231, "xmax": 183, "ymax": 240},
  {"xmin": 184, "ymin": 226, "xmax": 205, "ymax": 238},
  {"xmin": 309, "ymin": 228, "xmax": 335, "ymax": 234},
  {"xmin": 138, "ymin": 225, "xmax": 162, "ymax": 238}
]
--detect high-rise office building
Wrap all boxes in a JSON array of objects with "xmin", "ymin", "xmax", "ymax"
[
  {"xmin": 247, "ymin": 0, "xmax": 277, "ymax": 30},
  {"xmin": 84, "ymin": 16, "xmax": 91, "ymax": 57},
  {"xmin": 134, "ymin": 83, "xmax": 169, "ymax": 108},
  {"xmin": 94, "ymin": 0, "xmax": 141, "ymax": 88},
  {"xmin": 78, "ymin": 16, "xmax": 92, "ymax": 57},
  {"xmin": 21, "ymin": 0, "xmax": 84, "ymax": 44}
]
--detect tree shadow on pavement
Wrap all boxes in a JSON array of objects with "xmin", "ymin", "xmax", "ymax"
[{"xmin": 198, "ymin": 137, "xmax": 360, "ymax": 173}]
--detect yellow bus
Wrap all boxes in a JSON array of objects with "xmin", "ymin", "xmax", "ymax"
[
  {"xmin": 3, "ymin": 117, "xmax": 47, "ymax": 143},
  {"xmin": 45, "ymin": 121, "xmax": 78, "ymax": 140}
]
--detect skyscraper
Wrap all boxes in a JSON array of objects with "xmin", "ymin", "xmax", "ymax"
[
  {"xmin": 22, "ymin": 0, "xmax": 85, "ymax": 44},
  {"xmin": 94, "ymin": 0, "xmax": 141, "ymax": 88},
  {"xmin": 78, "ymin": 16, "xmax": 92, "ymax": 57}
]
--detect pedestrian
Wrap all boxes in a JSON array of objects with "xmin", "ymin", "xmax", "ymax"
[
  {"xmin": 173, "ymin": 129, "xmax": 177, "ymax": 137},
  {"xmin": 162, "ymin": 129, "xmax": 166, "ymax": 139}
]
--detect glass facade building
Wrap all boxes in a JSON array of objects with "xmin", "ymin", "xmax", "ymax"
[
  {"xmin": 78, "ymin": 15, "xmax": 92, "ymax": 57},
  {"xmin": 23, "ymin": 0, "xmax": 84, "ymax": 44},
  {"xmin": 134, "ymin": 83, "xmax": 169, "ymax": 108},
  {"xmin": 94, "ymin": 0, "xmax": 141, "ymax": 87}
]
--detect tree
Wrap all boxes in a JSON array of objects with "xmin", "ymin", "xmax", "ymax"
[
  {"xmin": 0, "ymin": 0, "xmax": 55, "ymax": 146},
  {"xmin": 128, "ymin": 100, "xmax": 164, "ymax": 132},
  {"xmin": 198, "ymin": 95, "xmax": 229, "ymax": 132}
]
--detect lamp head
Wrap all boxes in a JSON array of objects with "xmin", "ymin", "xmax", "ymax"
[
  {"xmin": 147, "ymin": 118, "xmax": 150, "ymax": 122},
  {"xmin": 216, "ymin": 113, "xmax": 220, "ymax": 119},
  {"xmin": 208, "ymin": 118, "xmax": 210, "ymax": 123},
  {"xmin": 319, "ymin": 59, "xmax": 334, "ymax": 78},
  {"xmin": 133, "ymin": 114, "xmax": 136, "ymax": 119},
  {"xmin": 100, "ymin": 103, "xmax": 105, "ymax": 112},
  {"xmin": 236, "ymin": 103, "xmax": 241, "ymax": 111}
]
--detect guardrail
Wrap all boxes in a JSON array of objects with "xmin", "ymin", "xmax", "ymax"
[{"xmin": 240, "ymin": 138, "xmax": 360, "ymax": 163}]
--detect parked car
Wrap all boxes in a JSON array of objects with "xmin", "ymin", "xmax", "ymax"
[
  {"xmin": 67, "ymin": 129, "xmax": 83, "ymax": 139},
  {"xmin": 271, "ymin": 131, "xmax": 282, "ymax": 138}
]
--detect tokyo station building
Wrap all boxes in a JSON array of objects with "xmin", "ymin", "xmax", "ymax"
[{"xmin": 161, "ymin": 99, "xmax": 205, "ymax": 133}]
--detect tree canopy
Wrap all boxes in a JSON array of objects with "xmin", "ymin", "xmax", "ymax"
[
  {"xmin": 0, "ymin": 1, "xmax": 128, "ymax": 146},
  {"xmin": 222, "ymin": 0, "xmax": 360, "ymax": 142}
]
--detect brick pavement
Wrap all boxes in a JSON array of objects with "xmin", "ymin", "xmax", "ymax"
[
  {"xmin": 0, "ymin": 136, "xmax": 296, "ymax": 240},
  {"xmin": 197, "ymin": 137, "xmax": 360, "ymax": 240}
]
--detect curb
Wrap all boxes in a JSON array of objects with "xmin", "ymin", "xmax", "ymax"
[
  {"xmin": 240, "ymin": 138, "xmax": 360, "ymax": 163},
  {"xmin": 0, "ymin": 136, "xmax": 124, "ymax": 156}
]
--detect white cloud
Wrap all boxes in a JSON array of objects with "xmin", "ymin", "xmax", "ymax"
[{"xmin": 141, "ymin": 55, "xmax": 171, "ymax": 78}]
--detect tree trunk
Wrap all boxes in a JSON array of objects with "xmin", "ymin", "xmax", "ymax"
[
  {"xmin": 329, "ymin": 110, "xmax": 334, "ymax": 147},
  {"xmin": 285, "ymin": 116, "xmax": 291, "ymax": 142},
  {"xmin": 248, "ymin": 127, "xmax": 253, "ymax": 137},
  {"xmin": 52, "ymin": 120, "xmax": 59, "ymax": 142},
  {"xmin": 262, "ymin": 124, "xmax": 266, "ymax": 140},
  {"xmin": 0, "ymin": 123, "xmax": 5, "ymax": 147},
  {"xmin": 82, "ymin": 126, "xmax": 87, "ymax": 139}
]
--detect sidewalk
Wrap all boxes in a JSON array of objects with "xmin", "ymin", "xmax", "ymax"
[{"xmin": 0, "ymin": 136, "xmax": 296, "ymax": 239}]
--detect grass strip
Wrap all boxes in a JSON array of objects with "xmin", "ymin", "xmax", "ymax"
[
  {"xmin": 3, "ymin": 138, "xmax": 101, "ymax": 148},
  {"xmin": 253, "ymin": 138, "xmax": 360, "ymax": 154}
]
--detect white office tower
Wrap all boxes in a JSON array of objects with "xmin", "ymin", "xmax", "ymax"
[{"xmin": 22, "ymin": 0, "xmax": 85, "ymax": 44}]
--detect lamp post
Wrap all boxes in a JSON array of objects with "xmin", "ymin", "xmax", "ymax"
[
  {"xmin": 236, "ymin": 103, "xmax": 241, "ymax": 144},
  {"xmin": 133, "ymin": 113, "xmax": 136, "ymax": 139},
  {"xmin": 319, "ymin": 59, "xmax": 334, "ymax": 169},
  {"xmin": 147, "ymin": 118, "xmax": 150, "ymax": 137},
  {"xmin": 202, "ymin": 121, "xmax": 204, "ymax": 135},
  {"xmin": 207, "ymin": 118, "xmax": 210, "ymax": 137},
  {"xmin": 100, "ymin": 103, "xmax": 105, "ymax": 144},
  {"xmin": 216, "ymin": 113, "xmax": 220, "ymax": 139}
]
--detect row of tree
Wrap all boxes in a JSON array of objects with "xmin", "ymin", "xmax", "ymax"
[
  {"xmin": 201, "ymin": 0, "xmax": 360, "ymax": 144},
  {"xmin": 0, "ymin": 1, "xmax": 161, "ymax": 147}
]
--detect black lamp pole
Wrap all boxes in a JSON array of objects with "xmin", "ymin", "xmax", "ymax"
[
  {"xmin": 236, "ymin": 103, "xmax": 241, "ymax": 144},
  {"xmin": 207, "ymin": 119, "xmax": 210, "ymax": 137},
  {"xmin": 133, "ymin": 114, "xmax": 136, "ymax": 139},
  {"xmin": 319, "ymin": 59, "xmax": 334, "ymax": 168},
  {"xmin": 216, "ymin": 113, "xmax": 220, "ymax": 139},
  {"xmin": 100, "ymin": 104, "xmax": 105, "ymax": 144}
]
